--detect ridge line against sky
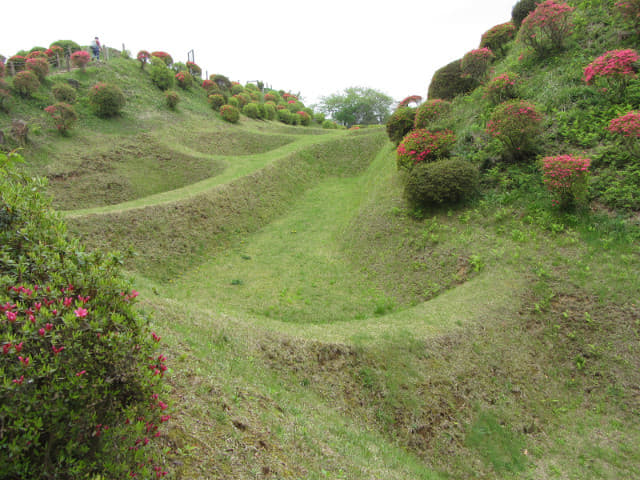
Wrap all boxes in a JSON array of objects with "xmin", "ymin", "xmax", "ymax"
[{"xmin": 2, "ymin": 0, "xmax": 517, "ymax": 106}]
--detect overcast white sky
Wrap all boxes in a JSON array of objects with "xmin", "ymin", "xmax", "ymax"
[{"xmin": 2, "ymin": 0, "xmax": 516, "ymax": 107}]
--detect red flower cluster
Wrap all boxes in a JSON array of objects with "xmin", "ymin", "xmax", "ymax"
[
  {"xmin": 520, "ymin": 0, "xmax": 575, "ymax": 53},
  {"xmin": 541, "ymin": 154, "xmax": 590, "ymax": 206},
  {"xmin": 615, "ymin": 0, "xmax": 640, "ymax": 28},
  {"xmin": 583, "ymin": 49, "xmax": 638, "ymax": 85},
  {"xmin": 461, "ymin": 48, "xmax": 494, "ymax": 80},
  {"xmin": 398, "ymin": 95, "xmax": 422, "ymax": 107},
  {"xmin": 484, "ymin": 72, "xmax": 519, "ymax": 103},
  {"xmin": 396, "ymin": 128, "xmax": 456, "ymax": 170},
  {"xmin": 609, "ymin": 111, "xmax": 640, "ymax": 137},
  {"xmin": 71, "ymin": 50, "xmax": 91, "ymax": 68}
]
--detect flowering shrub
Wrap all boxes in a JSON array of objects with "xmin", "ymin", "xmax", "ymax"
[
  {"xmin": 460, "ymin": 48, "xmax": 494, "ymax": 81},
  {"xmin": 186, "ymin": 61, "xmax": 201, "ymax": 77},
  {"xmin": 44, "ymin": 102, "xmax": 77, "ymax": 134},
  {"xmin": 210, "ymin": 74, "xmax": 232, "ymax": 91},
  {"xmin": 429, "ymin": 58, "xmax": 479, "ymax": 100},
  {"xmin": 484, "ymin": 72, "xmax": 519, "ymax": 104},
  {"xmin": 208, "ymin": 93, "xmax": 225, "ymax": 110},
  {"xmin": 396, "ymin": 128, "xmax": 456, "ymax": 171},
  {"xmin": 616, "ymin": 0, "xmax": 640, "ymax": 30},
  {"xmin": 25, "ymin": 57, "xmax": 49, "ymax": 81},
  {"xmin": 297, "ymin": 110, "xmax": 311, "ymax": 126},
  {"xmin": 7, "ymin": 55, "xmax": 26, "ymax": 73},
  {"xmin": 404, "ymin": 158, "xmax": 479, "ymax": 206},
  {"xmin": 220, "ymin": 104, "xmax": 240, "ymax": 123},
  {"xmin": 608, "ymin": 111, "xmax": 640, "ymax": 155},
  {"xmin": 480, "ymin": 22, "xmax": 517, "ymax": 56},
  {"xmin": 88, "ymin": 82, "xmax": 126, "ymax": 117},
  {"xmin": 165, "ymin": 90, "xmax": 179, "ymax": 109},
  {"xmin": 541, "ymin": 154, "xmax": 591, "ymax": 208},
  {"xmin": 264, "ymin": 92, "xmax": 277, "ymax": 103},
  {"xmin": 386, "ymin": 107, "xmax": 416, "ymax": 145},
  {"xmin": 414, "ymin": 99, "xmax": 451, "ymax": 129},
  {"xmin": 71, "ymin": 50, "xmax": 91, "ymax": 71},
  {"xmin": 151, "ymin": 51, "xmax": 173, "ymax": 66},
  {"xmin": 150, "ymin": 58, "xmax": 174, "ymax": 90},
  {"xmin": 52, "ymin": 83, "xmax": 77, "ymax": 103},
  {"xmin": 175, "ymin": 70, "xmax": 193, "ymax": 89},
  {"xmin": 398, "ymin": 95, "xmax": 422, "ymax": 107},
  {"xmin": 12, "ymin": 70, "xmax": 40, "ymax": 98},
  {"xmin": 137, "ymin": 50, "xmax": 151, "ymax": 69},
  {"xmin": 233, "ymin": 93, "xmax": 251, "ymax": 108},
  {"xmin": 0, "ymin": 61, "xmax": 5, "ymax": 78},
  {"xmin": 583, "ymin": 49, "xmax": 638, "ymax": 98},
  {"xmin": 486, "ymin": 100, "xmax": 543, "ymax": 160},
  {"xmin": 518, "ymin": 0, "xmax": 575, "ymax": 55},
  {"xmin": 0, "ymin": 152, "xmax": 171, "ymax": 479}
]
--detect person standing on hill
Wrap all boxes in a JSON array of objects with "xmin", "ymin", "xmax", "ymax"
[{"xmin": 91, "ymin": 37, "xmax": 101, "ymax": 61}]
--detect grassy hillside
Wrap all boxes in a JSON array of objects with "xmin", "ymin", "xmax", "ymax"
[{"xmin": 2, "ymin": 2, "xmax": 640, "ymax": 478}]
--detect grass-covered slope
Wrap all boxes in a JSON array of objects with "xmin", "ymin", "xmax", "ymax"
[{"xmin": 2, "ymin": 5, "xmax": 640, "ymax": 477}]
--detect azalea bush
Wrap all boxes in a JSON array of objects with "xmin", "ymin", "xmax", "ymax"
[
  {"xmin": 165, "ymin": 90, "xmax": 179, "ymax": 110},
  {"xmin": 398, "ymin": 95, "xmax": 422, "ymax": 107},
  {"xmin": 460, "ymin": 48, "xmax": 494, "ymax": 81},
  {"xmin": 541, "ymin": 154, "xmax": 591, "ymax": 208},
  {"xmin": 297, "ymin": 110, "xmax": 311, "ymax": 126},
  {"xmin": 615, "ymin": 0, "xmax": 640, "ymax": 31},
  {"xmin": 480, "ymin": 22, "xmax": 517, "ymax": 56},
  {"xmin": 137, "ymin": 50, "xmax": 151, "ymax": 69},
  {"xmin": 174, "ymin": 70, "xmax": 193, "ymax": 89},
  {"xmin": 396, "ymin": 128, "xmax": 456, "ymax": 171},
  {"xmin": 151, "ymin": 51, "xmax": 173, "ymax": 66},
  {"xmin": 608, "ymin": 111, "xmax": 640, "ymax": 156},
  {"xmin": 220, "ymin": 104, "xmax": 240, "ymax": 123},
  {"xmin": 186, "ymin": 61, "xmax": 201, "ymax": 77},
  {"xmin": 404, "ymin": 158, "xmax": 479, "ymax": 207},
  {"xmin": 583, "ymin": 49, "xmax": 639, "ymax": 99},
  {"xmin": 0, "ymin": 61, "xmax": 4, "ymax": 78},
  {"xmin": 0, "ymin": 152, "xmax": 171, "ymax": 479},
  {"xmin": 0, "ymin": 88, "xmax": 11, "ymax": 113},
  {"xmin": 88, "ymin": 82, "xmax": 126, "ymax": 117},
  {"xmin": 428, "ymin": 58, "xmax": 479, "ymax": 100},
  {"xmin": 12, "ymin": 70, "xmax": 40, "ymax": 98},
  {"xmin": 210, "ymin": 74, "xmax": 232, "ymax": 92},
  {"xmin": 486, "ymin": 100, "xmax": 543, "ymax": 160},
  {"xmin": 25, "ymin": 57, "xmax": 49, "ymax": 81},
  {"xmin": 242, "ymin": 102, "xmax": 260, "ymax": 119},
  {"xmin": 208, "ymin": 93, "xmax": 225, "ymax": 110},
  {"xmin": 386, "ymin": 107, "xmax": 416, "ymax": 145},
  {"xmin": 52, "ymin": 83, "xmax": 77, "ymax": 103},
  {"xmin": 414, "ymin": 99, "xmax": 451, "ymax": 129},
  {"xmin": 44, "ymin": 102, "xmax": 78, "ymax": 134},
  {"xmin": 7, "ymin": 55, "xmax": 26, "ymax": 73},
  {"xmin": 511, "ymin": 0, "xmax": 538, "ymax": 27},
  {"xmin": 484, "ymin": 72, "xmax": 519, "ymax": 104},
  {"xmin": 518, "ymin": 0, "xmax": 575, "ymax": 55},
  {"xmin": 70, "ymin": 51, "xmax": 91, "ymax": 71},
  {"xmin": 150, "ymin": 58, "xmax": 174, "ymax": 91}
]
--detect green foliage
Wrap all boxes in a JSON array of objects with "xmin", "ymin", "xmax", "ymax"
[
  {"xmin": 517, "ymin": 0, "xmax": 575, "ymax": 56},
  {"xmin": 0, "ymin": 152, "xmax": 170, "ymax": 479},
  {"xmin": 480, "ymin": 22, "xmax": 517, "ymax": 56},
  {"xmin": 231, "ymin": 83, "xmax": 244, "ymax": 95},
  {"xmin": 428, "ymin": 58, "xmax": 478, "ymax": 101},
  {"xmin": 486, "ymin": 99, "xmax": 543, "ymax": 161},
  {"xmin": 297, "ymin": 110, "xmax": 311, "ymax": 126},
  {"xmin": 52, "ymin": 83, "xmax": 77, "ymax": 103},
  {"xmin": 12, "ymin": 70, "xmax": 40, "ymax": 98},
  {"xmin": 151, "ymin": 51, "xmax": 173, "ymax": 66},
  {"xmin": 49, "ymin": 40, "xmax": 81, "ymax": 55},
  {"xmin": 149, "ymin": 58, "xmax": 174, "ymax": 91},
  {"xmin": 227, "ymin": 96, "xmax": 239, "ymax": 108},
  {"xmin": 460, "ymin": 48, "xmax": 495, "ymax": 82},
  {"xmin": 175, "ymin": 70, "xmax": 194, "ymax": 89},
  {"xmin": 396, "ymin": 128, "xmax": 456, "ymax": 170},
  {"xmin": 318, "ymin": 86, "xmax": 393, "ymax": 127},
  {"xmin": 385, "ymin": 107, "xmax": 416, "ymax": 145},
  {"xmin": 263, "ymin": 103, "xmax": 276, "ymax": 120},
  {"xmin": 210, "ymin": 74, "xmax": 232, "ymax": 92},
  {"xmin": 322, "ymin": 119, "xmax": 339, "ymax": 129},
  {"xmin": 25, "ymin": 57, "xmax": 49, "ymax": 81},
  {"xmin": 595, "ymin": 163, "xmax": 640, "ymax": 210},
  {"xmin": 511, "ymin": 0, "xmax": 538, "ymax": 28},
  {"xmin": 0, "ymin": 88, "xmax": 12, "ymax": 113},
  {"xmin": 414, "ymin": 99, "xmax": 451, "ymax": 129},
  {"xmin": 220, "ymin": 104, "xmax": 240, "ymax": 123},
  {"xmin": 278, "ymin": 108, "xmax": 293, "ymax": 124},
  {"xmin": 165, "ymin": 90, "xmax": 179, "ymax": 110},
  {"xmin": 243, "ymin": 102, "xmax": 260, "ymax": 119},
  {"xmin": 44, "ymin": 102, "xmax": 78, "ymax": 135},
  {"xmin": 403, "ymin": 157, "xmax": 479, "ymax": 207},
  {"xmin": 208, "ymin": 93, "xmax": 225, "ymax": 110},
  {"xmin": 484, "ymin": 72, "xmax": 520, "ymax": 104},
  {"xmin": 88, "ymin": 82, "xmax": 126, "ymax": 117}
]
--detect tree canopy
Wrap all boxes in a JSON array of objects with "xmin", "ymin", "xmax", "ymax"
[{"xmin": 318, "ymin": 87, "xmax": 393, "ymax": 127}]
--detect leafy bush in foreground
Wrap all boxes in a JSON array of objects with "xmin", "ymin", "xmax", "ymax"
[
  {"xmin": 220, "ymin": 104, "xmax": 240, "ymax": 123},
  {"xmin": 396, "ymin": 129, "xmax": 456, "ymax": 171},
  {"xmin": 486, "ymin": 100, "xmax": 543, "ymax": 161},
  {"xmin": 44, "ymin": 102, "xmax": 78, "ymax": 134},
  {"xmin": 428, "ymin": 58, "xmax": 478, "ymax": 101},
  {"xmin": 518, "ymin": 0, "xmax": 575, "ymax": 55},
  {"xmin": 0, "ymin": 152, "xmax": 171, "ymax": 479},
  {"xmin": 88, "ymin": 82, "xmax": 126, "ymax": 117},
  {"xmin": 12, "ymin": 70, "xmax": 40, "ymax": 98},
  {"xmin": 386, "ymin": 107, "xmax": 416, "ymax": 145},
  {"xmin": 404, "ymin": 158, "xmax": 479, "ymax": 207},
  {"xmin": 414, "ymin": 99, "xmax": 451, "ymax": 129},
  {"xmin": 52, "ymin": 83, "xmax": 77, "ymax": 103},
  {"xmin": 150, "ymin": 58, "xmax": 174, "ymax": 91}
]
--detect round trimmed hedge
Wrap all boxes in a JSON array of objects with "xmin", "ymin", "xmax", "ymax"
[
  {"xmin": 12, "ymin": 70, "xmax": 40, "ymax": 98},
  {"xmin": 414, "ymin": 99, "xmax": 451, "ymax": 129},
  {"xmin": 220, "ymin": 104, "xmax": 240, "ymax": 123},
  {"xmin": 404, "ymin": 157, "xmax": 479, "ymax": 207},
  {"xmin": 52, "ymin": 83, "xmax": 77, "ymax": 103},
  {"xmin": 428, "ymin": 58, "xmax": 478, "ymax": 101},
  {"xmin": 396, "ymin": 128, "xmax": 456, "ymax": 170},
  {"xmin": 386, "ymin": 107, "xmax": 416, "ymax": 145},
  {"xmin": 88, "ymin": 82, "xmax": 126, "ymax": 117}
]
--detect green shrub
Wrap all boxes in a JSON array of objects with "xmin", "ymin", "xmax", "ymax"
[
  {"xmin": 208, "ymin": 93, "xmax": 225, "ymax": 110},
  {"xmin": 396, "ymin": 128, "xmax": 456, "ymax": 171},
  {"xmin": 227, "ymin": 96, "xmax": 240, "ymax": 108},
  {"xmin": 322, "ymin": 119, "xmax": 339, "ymax": 129},
  {"xmin": 243, "ymin": 102, "xmax": 260, "ymax": 119},
  {"xmin": 460, "ymin": 48, "xmax": 494, "ymax": 82},
  {"xmin": 511, "ymin": 0, "xmax": 538, "ymax": 28},
  {"xmin": 0, "ymin": 152, "xmax": 171, "ymax": 479},
  {"xmin": 486, "ymin": 99, "xmax": 543, "ymax": 161},
  {"xmin": 231, "ymin": 83, "xmax": 244, "ymax": 95},
  {"xmin": 428, "ymin": 58, "xmax": 478, "ymax": 101},
  {"xmin": 386, "ymin": 107, "xmax": 416, "ymax": 145},
  {"xmin": 517, "ymin": 0, "xmax": 575, "ymax": 55},
  {"xmin": 484, "ymin": 72, "xmax": 519, "ymax": 104},
  {"xmin": 220, "ymin": 104, "xmax": 240, "ymax": 123},
  {"xmin": 44, "ymin": 102, "xmax": 78, "ymax": 134},
  {"xmin": 149, "ymin": 57, "xmax": 174, "ymax": 91},
  {"xmin": 12, "ymin": 70, "xmax": 40, "ymax": 98},
  {"xmin": 151, "ymin": 51, "xmax": 173, "ymax": 66},
  {"xmin": 50, "ymin": 40, "xmax": 81, "ymax": 55},
  {"xmin": 174, "ymin": 70, "xmax": 193, "ymax": 89},
  {"xmin": 314, "ymin": 112, "xmax": 326, "ymax": 124},
  {"xmin": 233, "ymin": 93, "xmax": 250, "ymax": 109},
  {"xmin": 263, "ymin": 103, "xmax": 276, "ymax": 120},
  {"xmin": 278, "ymin": 108, "xmax": 293, "ymax": 124},
  {"xmin": 0, "ymin": 88, "xmax": 12, "ymax": 112},
  {"xmin": 404, "ymin": 157, "xmax": 479, "ymax": 207},
  {"xmin": 480, "ymin": 22, "xmax": 517, "ymax": 56},
  {"xmin": 414, "ymin": 99, "xmax": 451, "ymax": 129},
  {"xmin": 25, "ymin": 57, "xmax": 48, "ymax": 81},
  {"xmin": 52, "ymin": 83, "xmax": 77, "ymax": 103},
  {"xmin": 88, "ymin": 82, "xmax": 126, "ymax": 117},
  {"xmin": 595, "ymin": 163, "xmax": 640, "ymax": 210},
  {"xmin": 165, "ymin": 90, "xmax": 179, "ymax": 109},
  {"xmin": 210, "ymin": 74, "xmax": 232, "ymax": 92},
  {"xmin": 297, "ymin": 110, "xmax": 311, "ymax": 126}
]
